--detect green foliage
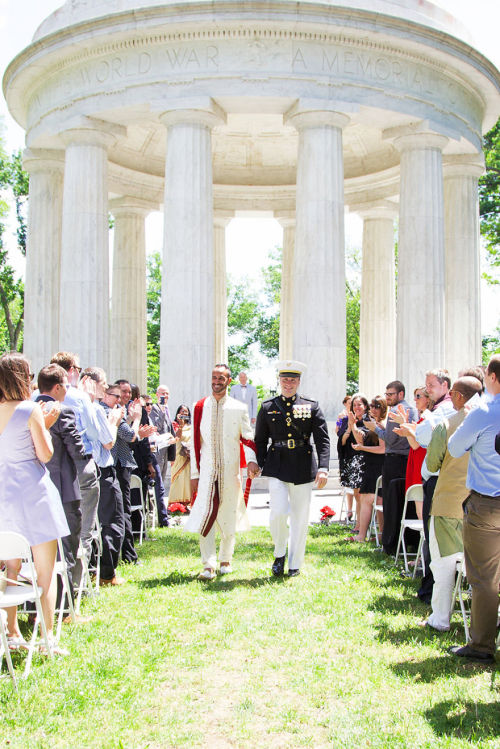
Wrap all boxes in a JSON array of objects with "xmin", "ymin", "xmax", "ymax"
[
  {"xmin": 0, "ymin": 143, "xmax": 27, "ymax": 353},
  {"xmin": 227, "ymin": 248, "xmax": 281, "ymax": 375},
  {"xmin": 346, "ymin": 280, "xmax": 360, "ymax": 393},
  {"xmin": 479, "ymin": 117, "xmax": 500, "ymax": 285},
  {"xmin": 482, "ymin": 325, "xmax": 500, "ymax": 364},
  {"xmin": 146, "ymin": 251, "xmax": 162, "ymax": 392}
]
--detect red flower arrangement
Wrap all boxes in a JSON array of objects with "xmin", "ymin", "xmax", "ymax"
[
  {"xmin": 320, "ymin": 505, "xmax": 336, "ymax": 525},
  {"xmin": 169, "ymin": 502, "xmax": 188, "ymax": 516}
]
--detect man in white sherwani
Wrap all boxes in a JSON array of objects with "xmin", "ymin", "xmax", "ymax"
[{"xmin": 185, "ymin": 364, "xmax": 260, "ymax": 579}]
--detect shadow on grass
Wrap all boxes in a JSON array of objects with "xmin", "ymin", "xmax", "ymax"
[
  {"xmin": 138, "ymin": 571, "xmax": 285, "ymax": 590},
  {"xmin": 424, "ymin": 699, "xmax": 500, "ymax": 739},
  {"xmin": 391, "ymin": 654, "xmax": 497, "ymax": 683},
  {"xmin": 373, "ymin": 621, "xmax": 464, "ymax": 647}
]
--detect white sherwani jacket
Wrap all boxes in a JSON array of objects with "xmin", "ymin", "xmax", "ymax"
[{"xmin": 185, "ymin": 395, "xmax": 256, "ymax": 537}]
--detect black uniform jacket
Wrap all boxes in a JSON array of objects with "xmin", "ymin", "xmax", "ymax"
[{"xmin": 255, "ymin": 394, "xmax": 330, "ymax": 485}]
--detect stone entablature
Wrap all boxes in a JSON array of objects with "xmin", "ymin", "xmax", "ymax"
[{"xmin": 3, "ymin": 1, "xmax": 499, "ymax": 410}]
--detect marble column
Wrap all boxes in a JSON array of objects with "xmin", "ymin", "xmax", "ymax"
[
  {"xmin": 356, "ymin": 201, "xmax": 397, "ymax": 397},
  {"xmin": 443, "ymin": 156, "xmax": 484, "ymax": 379},
  {"xmin": 394, "ymin": 131, "xmax": 448, "ymax": 391},
  {"xmin": 22, "ymin": 149, "xmax": 64, "ymax": 374},
  {"xmin": 285, "ymin": 105, "xmax": 349, "ymax": 420},
  {"xmin": 109, "ymin": 197, "xmax": 151, "ymax": 389},
  {"xmin": 213, "ymin": 213, "xmax": 232, "ymax": 365},
  {"xmin": 59, "ymin": 124, "xmax": 118, "ymax": 370},
  {"xmin": 276, "ymin": 212, "xmax": 295, "ymax": 360},
  {"xmin": 160, "ymin": 101, "xmax": 225, "ymax": 407}
]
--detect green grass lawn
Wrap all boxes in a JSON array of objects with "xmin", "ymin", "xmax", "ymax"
[{"xmin": 1, "ymin": 525, "xmax": 499, "ymax": 748}]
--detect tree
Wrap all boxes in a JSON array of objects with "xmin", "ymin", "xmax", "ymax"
[
  {"xmin": 346, "ymin": 280, "xmax": 360, "ymax": 393},
  {"xmin": 0, "ymin": 141, "xmax": 27, "ymax": 353},
  {"xmin": 479, "ymin": 117, "xmax": 500, "ymax": 285},
  {"xmin": 146, "ymin": 251, "xmax": 161, "ymax": 392}
]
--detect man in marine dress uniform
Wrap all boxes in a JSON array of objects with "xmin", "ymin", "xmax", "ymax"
[
  {"xmin": 185, "ymin": 364, "xmax": 260, "ymax": 580},
  {"xmin": 255, "ymin": 360, "xmax": 330, "ymax": 577}
]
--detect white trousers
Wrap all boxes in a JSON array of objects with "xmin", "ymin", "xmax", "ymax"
[
  {"xmin": 268, "ymin": 477, "xmax": 312, "ymax": 570},
  {"xmin": 199, "ymin": 525, "xmax": 236, "ymax": 570},
  {"xmin": 428, "ymin": 516, "xmax": 463, "ymax": 631}
]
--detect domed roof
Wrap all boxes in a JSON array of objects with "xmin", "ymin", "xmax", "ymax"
[{"xmin": 33, "ymin": 0, "xmax": 471, "ymax": 45}]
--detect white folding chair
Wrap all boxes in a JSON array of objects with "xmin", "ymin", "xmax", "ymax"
[
  {"xmin": 53, "ymin": 539, "xmax": 76, "ymax": 643},
  {"xmin": 130, "ymin": 474, "xmax": 147, "ymax": 544},
  {"xmin": 0, "ymin": 531, "xmax": 52, "ymax": 678},
  {"xmin": 146, "ymin": 482, "xmax": 158, "ymax": 531},
  {"xmin": 394, "ymin": 484, "xmax": 425, "ymax": 574},
  {"xmin": 368, "ymin": 475, "xmax": 383, "ymax": 546},
  {"xmin": 450, "ymin": 556, "xmax": 471, "ymax": 642},
  {"xmin": 75, "ymin": 539, "xmax": 97, "ymax": 615},
  {"xmin": 339, "ymin": 486, "xmax": 355, "ymax": 525},
  {"xmin": 0, "ymin": 607, "xmax": 17, "ymax": 689}
]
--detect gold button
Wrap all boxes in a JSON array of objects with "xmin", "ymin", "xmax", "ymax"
[
  {"xmin": 286, "ymin": 412, "xmax": 290, "ymax": 416},
  {"xmin": 287, "ymin": 402, "xmax": 291, "ymax": 406},
  {"xmin": 288, "ymin": 433, "xmax": 292, "ymax": 437}
]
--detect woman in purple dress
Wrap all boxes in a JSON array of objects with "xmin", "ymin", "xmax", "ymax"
[{"xmin": 0, "ymin": 352, "xmax": 69, "ymax": 652}]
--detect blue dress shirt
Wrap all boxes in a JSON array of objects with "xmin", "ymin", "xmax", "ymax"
[{"xmin": 448, "ymin": 393, "xmax": 500, "ymax": 497}]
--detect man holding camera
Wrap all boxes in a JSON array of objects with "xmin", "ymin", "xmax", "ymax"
[{"xmin": 150, "ymin": 384, "xmax": 176, "ymax": 485}]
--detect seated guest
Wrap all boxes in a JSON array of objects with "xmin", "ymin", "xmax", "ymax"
[
  {"xmin": 36, "ymin": 364, "xmax": 87, "ymax": 615},
  {"xmin": 420, "ymin": 376, "xmax": 482, "ymax": 632},
  {"xmin": 169, "ymin": 405, "xmax": 192, "ymax": 506},
  {"xmin": 350, "ymin": 396, "xmax": 386, "ymax": 542}
]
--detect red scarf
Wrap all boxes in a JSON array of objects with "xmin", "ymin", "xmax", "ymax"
[{"xmin": 192, "ymin": 396, "xmax": 256, "ymax": 506}]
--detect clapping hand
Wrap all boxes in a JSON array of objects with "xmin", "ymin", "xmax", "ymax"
[
  {"xmin": 393, "ymin": 422, "xmax": 416, "ymax": 438},
  {"xmin": 138, "ymin": 423, "xmax": 156, "ymax": 440},
  {"xmin": 388, "ymin": 405, "xmax": 409, "ymax": 425},
  {"xmin": 79, "ymin": 375, "xmax": 96, "ymax": 399},
  {"xmin": 40, "ymin": 400, "xmax": 61, "ymax": 429}
]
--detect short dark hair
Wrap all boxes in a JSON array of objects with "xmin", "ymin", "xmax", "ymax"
[
  {"xmin": 38, "ymin": 363, "xmax": 67, "ymax": 393},
  {"xmin": 115, "ymin": 379, "xmax": 130, "ymax": 386},
  {"xmin": 213, "ymin": 363, "xmax": 231, "ymax": 377},
  {"xmin": 457, "ymin": 366, "xmax": 485, "ymax": 391},
  {"xmin": 82, "ymin": 366, "xmax": 106, "ymax": 384},
  {"xmin": 452, "ymin": 376, "xmax": 483, "ymax": 402},
  {"xmin": 0, "ymin": 352, "xmax": 32, "ymax": 402},
  {"xmin": 386, "ymin": 380, "xmax": 405, "ymax": 396},
  {"xmin": 487, "ymin": 354, "xmax": 500, "ymax": 379},
  {"xmin": 350, "ymin": 393, "xmax": 369, "ymax": 417},
  {"xmin": 50, "ymin": 351, "xmax": 78, "ymax": 372}
]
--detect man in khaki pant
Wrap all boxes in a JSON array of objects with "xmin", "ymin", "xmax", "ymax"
[{"xmin": 448, "ymin": 355, "xmax": 500, "ymax": 664}]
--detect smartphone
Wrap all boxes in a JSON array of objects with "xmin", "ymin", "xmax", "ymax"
[{"xmin": 159, "ymin": 396, "xmax": 165, "ymax": 405}]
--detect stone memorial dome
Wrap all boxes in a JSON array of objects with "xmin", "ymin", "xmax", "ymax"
[{"xmin": 3, "ymin": 1, "xmax": 500, "ymax": 410}]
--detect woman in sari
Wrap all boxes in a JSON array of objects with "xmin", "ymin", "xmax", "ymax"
[{"xmin": 169, "ymin": 405, "xmax": 192, "ymax": 506}]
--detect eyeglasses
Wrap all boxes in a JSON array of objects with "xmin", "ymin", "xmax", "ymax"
[
  {"xmin": 385, "ymin": 391, "xmax": 397, "ymax": 397},
  {"xmin": 145, "ymin": 402, "xmax": 153, "ymax": 407},
  {"xmin": 415, "ymin": 394, "xmax": 427, "ymax": 400},
  {"xmin": 370, "ymin": 403, "xmax": 381, "ymax": 409},
  {"xmin": 73, "ymin": 365, "xmax": 82, "ymax": 373},
  {"xmin": 28, "ymin": 372, "xmax": 35, "ymax": 381},
  {"xmin": 107, "ymin": 393, "xmax": 120, "ymax": 399}
]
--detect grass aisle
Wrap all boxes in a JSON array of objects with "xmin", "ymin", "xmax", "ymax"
[{"xmin": 1, "ymin": 525, "xmax": 499, "ymax": 748}]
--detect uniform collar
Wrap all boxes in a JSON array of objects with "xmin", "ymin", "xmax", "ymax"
[{"xmin": 280, "ymin": 394, "xmax": 297, "ymax": 403}]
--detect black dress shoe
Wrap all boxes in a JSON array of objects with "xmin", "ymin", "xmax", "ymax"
[
  {"xmin": 448, "ymin": 645, "xmax": 495, "ymax": 663},
  {"xmin": 272, "ymin": 556, "xmax": 285, "ymax": 577},
  {"xmin": 287, "ymin": 569, "xmax": 300, "ymax": 577}
]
